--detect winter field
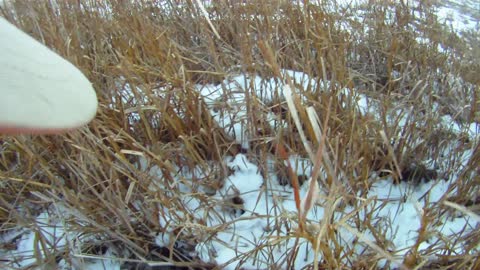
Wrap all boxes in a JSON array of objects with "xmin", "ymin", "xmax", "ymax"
[{"xmin": 1, "ymin": 0, "xmax": 480, "ymax": 269}]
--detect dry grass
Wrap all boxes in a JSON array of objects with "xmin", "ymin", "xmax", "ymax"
[{"xmin": 0, "ymin": 0, "xmax": 479, "ymax": 269}]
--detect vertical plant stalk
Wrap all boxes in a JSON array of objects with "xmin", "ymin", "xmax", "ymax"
[
  {"xmin": 194, "ymin": 0, "xmax": 221, "ymax": 40},
  {"xmin": 300, "ymin": 101, "xmax": 331, "ymax": 226},
  {"xmin": 276, "ymin": 143, "xmax": 303, "ymax": 232}
]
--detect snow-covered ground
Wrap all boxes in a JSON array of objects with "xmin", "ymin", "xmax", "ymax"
[
  {"xmin": 1, "ymin": 0, "xmax": 479, "ymax": 269},
  {"xmin": 3, "ymin": 68, "xmax": 478, "ymax": 269},
  {"xmin": 436, "ymin": 0, "xmax": 480, "ymax": 33},
  {"xmin": 108, "ymin": 66, "xmax": 480, "ymax": 267}
]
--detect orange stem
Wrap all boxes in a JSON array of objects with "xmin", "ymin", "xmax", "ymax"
[{"xmin": 277, "ymin": 143, "xmax": 303, "ymax": 232}]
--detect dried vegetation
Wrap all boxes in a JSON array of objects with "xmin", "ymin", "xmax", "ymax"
[{"xmin": 0, "ymin": 0, "xmax": 479, "ymax": 269}]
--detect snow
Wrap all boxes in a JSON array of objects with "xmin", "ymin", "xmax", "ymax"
[
  {"xmin": 152, "ymin": 69, "xmax": 477, "ymax": 269},
  {"xmin": 190, "ymin": 156, "xmax": 476, "ymax": 269},
  {"xmin": 5, "ymin": 72, "xmax": 479, "ymax": 268},
  {"xmin": 435, "ymin": 0, "xmax": 480, "ymax": 33},
  {"xmin": 0, "ymin": 208, "xmax": 121, "ymax": 270}
]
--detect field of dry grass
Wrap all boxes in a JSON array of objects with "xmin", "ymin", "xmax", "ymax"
[{"xmin": 1, "ymin": 0, "xmax": 479, "ymax": 269}]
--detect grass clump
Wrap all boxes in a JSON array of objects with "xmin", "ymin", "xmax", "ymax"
[{"xmin": 0, "ymin": 0, "xmax": 479, "ymax": 269}]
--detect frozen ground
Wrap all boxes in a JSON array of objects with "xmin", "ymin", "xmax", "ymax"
[
  {"xmin": 436, "ymin": 0, "xmax": 480, "ymax": 32},
  {"xmin": 1, "ymin": 0, "xmax": 479, "ymax": 269},
  {"xmin": 3, "ymin": 68, "xmax": 478, "ymax": 269}
]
